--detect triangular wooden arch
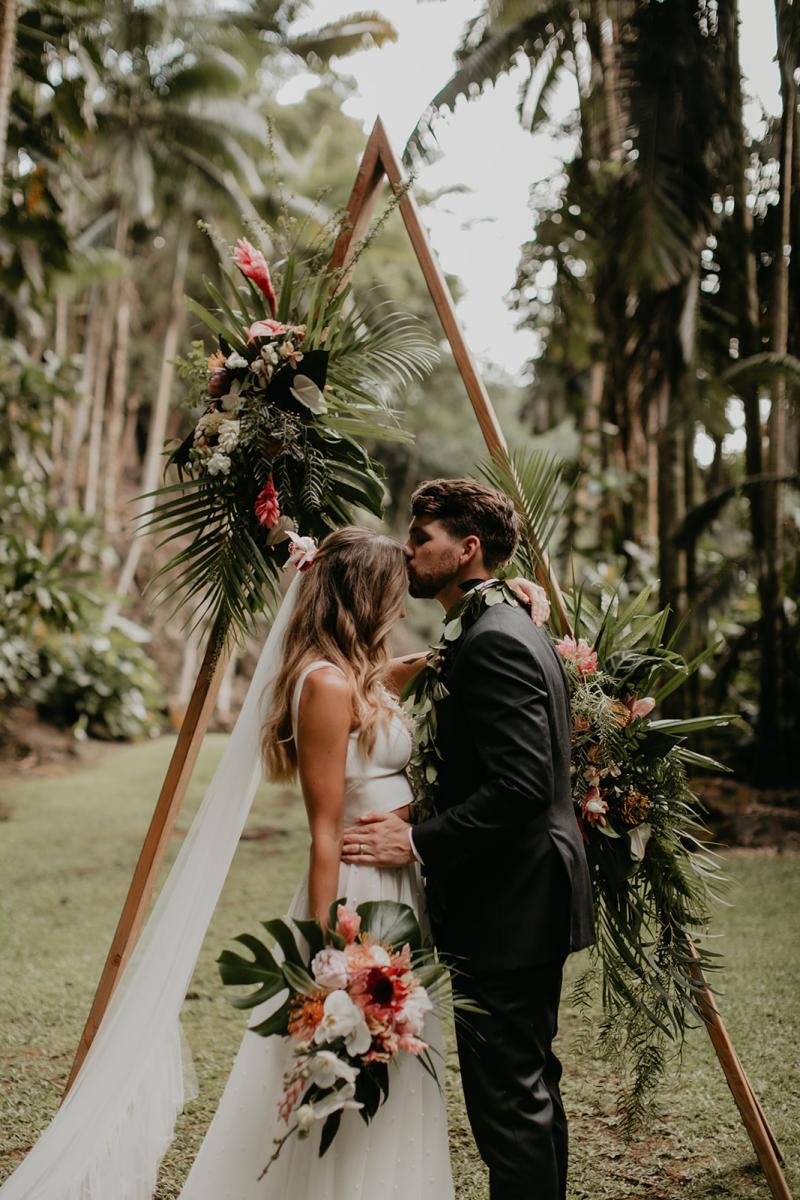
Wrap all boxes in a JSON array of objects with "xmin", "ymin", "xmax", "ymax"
[{"xmin": 64, "ymin": 117, "xmax": 791, "ymax": 1200}]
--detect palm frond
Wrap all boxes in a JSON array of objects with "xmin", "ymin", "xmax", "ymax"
[
  {"xmin": 287, "ymin": 14, "xmax": 398, "ymax": 62},
  {"xmin": 479, "ymin": 445, "xmax": 572, "ymax": 579},
  {"xmin": 722, "ymin": 350, "xmax": 800, "ymax": 395}
]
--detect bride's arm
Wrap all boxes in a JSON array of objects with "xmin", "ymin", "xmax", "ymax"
[
  {"xmin": 296, "ymin": 668, "xmax": 352, "ymax": 927},
  {"xmin": 383, "ymin": 652, "xmax": 427, "ymax": 695}
]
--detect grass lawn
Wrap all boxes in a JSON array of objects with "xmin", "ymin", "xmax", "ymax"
[{"xmin": 1, "ymin": 735, "xmax": 798, "ymax": 1199}]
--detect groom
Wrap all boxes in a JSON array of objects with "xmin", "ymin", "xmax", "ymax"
[{"xmin": 342, "ymin": 477, "xmax": 595, "ymax": 1200}]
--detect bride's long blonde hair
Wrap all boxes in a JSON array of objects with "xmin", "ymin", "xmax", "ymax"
[{"xmin": 261, "ymin": 527, "xmax": 408, "ymax": 781}]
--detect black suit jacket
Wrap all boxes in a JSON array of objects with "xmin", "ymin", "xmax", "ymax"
[{"xmin": 412, "ymin": 598, "xmax": 595, "ymax": 971}]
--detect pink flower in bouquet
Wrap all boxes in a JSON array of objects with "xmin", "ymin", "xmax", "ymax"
[
  {"xmin": 233, "ymin": 238, "xmax": 277, "ymax": 315},
  {"xmin": 625, "ymin": 695, "xmax": 656, "ymax": 720},
  {"xmin": 254, "ymin": 477, "xmax": 280, "ymax": 528},
  {"xmin": 311, "ymin": 947, "xmax": 349, "ymax": 991},
  {"xmin": 247, "ymin": 317, "xmax": 291, "ymax": 341},
  {"xmin": 581, "ymin": 786, "xmax": 608, "ymax": 826},
  {"xmin": 335, "ymin": 905, "xmax": 361, "ymax": 944},
  {"xmin": 555, "ymin": 635, "xmax": 598, "ymax": 676},
  {"xmin": 286, "ymin": 531, "xmax": 318, "ymax": 572}
]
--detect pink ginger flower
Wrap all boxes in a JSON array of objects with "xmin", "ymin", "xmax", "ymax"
[
  {"xmin": 233, "ymin": 238, "xmax": 277, "ymax": 315},
  {"xmin": 254, "ymin": 477, "xmax": 280, "ymax": 528},
  {"xmin": 625, "ymin": 695, "xmax": 656, "ymax": 720},
  {"xmin": 335, "ymin": 904, "xmax": 361, "ymax": 945},
  {"xmin": 248, "ymin": 317, "xmax": 291, "ymax": 340},
  {"xmin": 277, "ymin": 1068, "xmax": 306, "ymax": 1124},
  {"xmin": 555, "ymin": 635, "xmax": 598, "ymax": 676},
  {"xmin": 581, "ymin": 786, "xmax": 608, "ymax": 826}
]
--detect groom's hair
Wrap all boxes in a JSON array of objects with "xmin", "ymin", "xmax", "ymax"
[{"xmin": 410, "ymin": 478, "xmax": 520, "ymax": 569}]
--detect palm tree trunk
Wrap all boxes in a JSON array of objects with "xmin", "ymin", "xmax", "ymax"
[
  {"xmin": 85, "ymin": 210, "xmax": 130, "ymax": 518},
  {"xmin": 756, "ymin": 11, "xmax": 795, "ymax": 783},
  {"xmin": 83, "ymin": 299, "xmax": 115, "ymax": 516},
  {"xmin": 729, "ymin": 1, "xmax": 764, "ymax": 541},
  {"xmin": 102, "ymin": 276, "xmax": 132, "ymax": 534},
  {"xmin": 593, "ymin": 0, "xmax": 623, "ymax": 159},
  {"xmin": 102, "ymin": 210, "xmax": 133, "ymax": 534},
  {"xmin": 116, "ymin": 219, "xmax": 192, "ymax": 600},
  {"xmin": 50, "ymin": 292, "xmax": 68, "ymax": 473},
  {"xmin": 0, "ymin": 0, "xmax": 17, "ymax": 196},
  {"xmin": 656, "ymin": 376, "xmax": 684, "ymax": 616},
  {"xmin": 62, "ymin": 291, "xmax": 101, "ymax": 507}
]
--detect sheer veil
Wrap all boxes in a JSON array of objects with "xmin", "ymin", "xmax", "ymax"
[{"xmin": 0, "ymin": 575, "xmax": 302, "ymax": 1200}]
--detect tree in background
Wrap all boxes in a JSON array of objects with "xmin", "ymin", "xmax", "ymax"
[{"xmin": 408, "ymin": 0, "xmax": 800, "ymax": 783}]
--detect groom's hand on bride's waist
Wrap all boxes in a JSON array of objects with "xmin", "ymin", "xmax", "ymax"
[{"xmin": 341, "ymin": 811, "xmax": 415, "ymax": 867}]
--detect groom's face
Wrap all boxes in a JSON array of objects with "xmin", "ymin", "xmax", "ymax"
[{"xmin": 404, "ymin": 517, "xmax": 464, "ymax": 599}]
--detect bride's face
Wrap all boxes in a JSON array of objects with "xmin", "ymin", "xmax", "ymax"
[{"xmin": 404, "ymin": 518, "xmax": 463, "ymax": 599}]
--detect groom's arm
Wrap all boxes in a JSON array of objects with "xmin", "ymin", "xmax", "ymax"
[{"xmin": 411, "ymin": 628, "xmax": 554, "ymax": 871}]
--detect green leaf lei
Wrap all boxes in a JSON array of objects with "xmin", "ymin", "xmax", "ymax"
[{"xmin": 402, "ymin": 579, "xmax": 520, "ymax": 822}]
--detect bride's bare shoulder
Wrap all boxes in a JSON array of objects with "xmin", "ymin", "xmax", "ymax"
[{"xmin": 297, "ymin": 665, "xmax": 353, "ymax": 734}]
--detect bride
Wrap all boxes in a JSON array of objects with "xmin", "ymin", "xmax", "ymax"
[
  {"xmin": 179, "ymin": 525, "xmax": 453, "ymax": 1198},
  {"xmin": 0, "ymin": 525, "xmax": 545, "ymax": 1200}
]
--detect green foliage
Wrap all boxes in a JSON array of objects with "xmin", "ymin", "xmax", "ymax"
[
  {"xmin": 0, "ymin": 476, "xmax": 162, "ymax": 738},
  {"xmin": 30, "ymin": 629, "xmax": 162, "ymax": 740}
]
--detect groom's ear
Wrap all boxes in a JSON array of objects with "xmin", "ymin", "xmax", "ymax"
[{"xmin": 460, "ymin": 534, "xmax": 483, "ymax": 566}]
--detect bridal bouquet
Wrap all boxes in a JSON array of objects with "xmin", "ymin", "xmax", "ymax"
[
  {"xmin": 218, "ymin": 898, "xmax": 450, "ymax": 1173},
  {"xmin": 142, "ymin": 227, "xmax": 437, "ymax": 637}
]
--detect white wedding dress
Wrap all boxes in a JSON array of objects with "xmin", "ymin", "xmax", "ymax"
[{"xmin": 178, "ymin": 661, "xmax": 454, "ymax": 1200}]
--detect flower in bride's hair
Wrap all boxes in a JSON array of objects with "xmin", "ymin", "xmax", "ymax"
[
  {"xmin": 335, "ymin": 904, "xmax": 361, "ymax": 944},
  {"xmin": 311, "ymin": 947, "xmax": 348, "ymax": 991},
  {"xmin": 286, "ymin": 531, "xmax": 318, "ymax": 572},
  {"xmin": 233, "ymin": 238, "xmax": 277, "ymax": 315},
  {"xmin": 255, "ymin": 477, "xmax": 281, "ymax": 528}
]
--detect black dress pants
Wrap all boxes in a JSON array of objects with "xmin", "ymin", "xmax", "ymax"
[{"xmin": 455, "ymin": 961, "xmax": 567, "ymax": 1200}]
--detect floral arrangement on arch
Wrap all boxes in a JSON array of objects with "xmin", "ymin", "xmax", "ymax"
[
  {"xmin": 218, "ymin": 898, "xmax": 458, "ymax": 1174},
  {"xmin": 143, "ymin": 230, "xmax": 438, "ymax": 637}
]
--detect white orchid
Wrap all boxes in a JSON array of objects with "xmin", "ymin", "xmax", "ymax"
[
  {"xmin": 313, "ymin": 990, "xmax": 371, "ymax": 1056},
  {"xmin": 294, "ymin": 1083, "xmax": 362, "ymax": 1138},
  {"xmin": 628, "ymin": 822, "xmax": 652, "ymax": 862},
  {"xmin": 398, "ymin": 986, "xmax": 433, "ymax": 1037},
  {"xmin": 225, "ymin": 350, "xmax": 249, "ymax": 370},
  {"xmin": 306, "ymin": 1049, "xmax": 359, "ymax": 1091}
]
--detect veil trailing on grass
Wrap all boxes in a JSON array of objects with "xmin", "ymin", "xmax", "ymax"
[{"xmin": 0, "ymin": 575, "xmax": 301, "ymax": 1200}]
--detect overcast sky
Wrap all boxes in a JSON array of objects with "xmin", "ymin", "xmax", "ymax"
[{"xmin": 285, "ymin": 1, "xmax": 780, "ymax": 381}]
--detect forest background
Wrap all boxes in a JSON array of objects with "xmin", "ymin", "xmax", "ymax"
[{"xmin": 1, "ymin": 0, "xmax": 798, "ymax": 809}]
